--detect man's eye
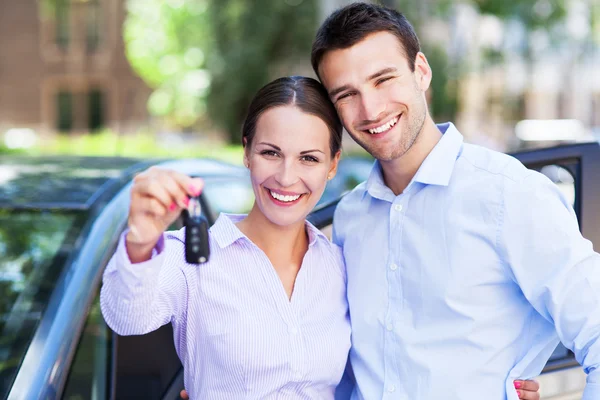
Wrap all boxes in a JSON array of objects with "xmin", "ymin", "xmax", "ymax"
[
  {"xmin": 336, "ymin": 92, "xmax": 355, "ymax": 101},
  {"xmin": 376, "ymin": 77, "xmax": 393, "ymax": 85}
]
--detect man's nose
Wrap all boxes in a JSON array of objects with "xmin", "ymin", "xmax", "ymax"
[
  {"xmin": 359, "ymin": 90, "xmax": 386, "ymax": 122},
  {"xmin": 275, "ymin": 160, "xmax": 299, "ymax": 187}
]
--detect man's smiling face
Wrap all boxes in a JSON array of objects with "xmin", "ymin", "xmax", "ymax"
[{"xmin": 318, "ymin": 31, "xmax": 431, "ymax": 162}]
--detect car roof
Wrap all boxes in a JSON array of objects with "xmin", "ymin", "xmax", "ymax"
[{"xmin": 0, "ymin": 156, "xmax": 246, "ymax": 210}]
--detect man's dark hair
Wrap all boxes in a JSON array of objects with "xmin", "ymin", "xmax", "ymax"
[
  {"xmin": 311, "ymin": 2, "xmax": 421, "ymax": 77},
  {"xmin": 242, "ymin": 76, "xmax": 342, "ymax": 157}
]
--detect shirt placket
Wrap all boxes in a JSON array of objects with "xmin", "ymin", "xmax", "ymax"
[
  {"xmin": 254, "ymin": 244, "xmax": 308, "ymax": 387},
  {"xmin": 383, "ymin": 194, "xmax": 408, "ymax": 399}
]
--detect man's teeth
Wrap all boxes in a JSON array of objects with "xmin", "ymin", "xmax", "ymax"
[
  {"xmin": 270, "ymin": 190, "xmax": 301, "ymax": 202},
  {"xmin": 368, "ymin": 116, "xmax": 399, "ymax": 134}
]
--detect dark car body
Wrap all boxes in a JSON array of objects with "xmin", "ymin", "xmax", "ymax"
[{"xmin": 1, "ymin": 141, "xmax": 599, "ymax": 399}]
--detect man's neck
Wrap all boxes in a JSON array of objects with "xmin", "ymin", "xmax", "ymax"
[{"xmin": 380, "ymin": 117, "xmax": 442, "ymax": 196}]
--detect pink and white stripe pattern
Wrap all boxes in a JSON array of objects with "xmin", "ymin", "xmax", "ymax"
[{"xmin": 100, "ymin": 213, "xmax": 351, "ymax": 399}]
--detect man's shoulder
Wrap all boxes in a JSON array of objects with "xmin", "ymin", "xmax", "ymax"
[
  {"xmin": 335, "ymin": 181, "xmax": 369, "ymax": 215},
  {"xmin": 457, "ymin": 142, "xmax": 531, "ymax": 183}
]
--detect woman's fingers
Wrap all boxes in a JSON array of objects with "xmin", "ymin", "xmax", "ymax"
[
  {"xmin": 133, "ymin": 168, "xmax": 204, "ymax": 210},
  {"xmin": 515, "ymin": 380, "xmax": 540, "ymax": 400}
]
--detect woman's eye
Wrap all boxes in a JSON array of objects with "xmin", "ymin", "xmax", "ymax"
[
  {"xmin": 301, "ymin": 155, "xmax": 319, "ymax": 163},
  {"xmin": 261, "ymin": 150, "xmax": 278, "ymax": 157}
]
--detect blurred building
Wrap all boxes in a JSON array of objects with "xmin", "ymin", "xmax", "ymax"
[
  {"xmin": 0, "ymin": 0, "xmax": 151, "ymax": 135},
  {"xmin": 446, "ymin": 2, "xmax": 600, "ymax": 151}
]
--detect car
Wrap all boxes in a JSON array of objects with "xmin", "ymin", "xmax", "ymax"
[{"xmin": 1, "ymin": 141, "xmax": 599, "ymax": 399}]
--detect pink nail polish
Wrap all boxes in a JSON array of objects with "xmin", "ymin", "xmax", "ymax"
[
  {"xmin": 189, "ymin": 185, "xmax": 199, "ymax": 196},
  {"xmin": 514, "ymin": 381, "xmax": 522, "ymax": 389},
  {"xmin": 516, "ymin": 389, "xmax": 521, "ymax": 397},
  {"xmin": 169, "ymin": 203, "xmax": 176, "ymax": 211},
  {"xmin": 183, "ymin": 197, "xmax": 190, "ymax": 207}
]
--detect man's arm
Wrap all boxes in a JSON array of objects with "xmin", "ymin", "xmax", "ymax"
[{"xmin": 499, "ymin": 170, "xmax": 600, "ymax": 399}]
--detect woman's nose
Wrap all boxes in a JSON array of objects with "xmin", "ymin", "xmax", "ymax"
[{"xmin": 275, "ymin": 161, "xmax": 299, "ymax": 187}]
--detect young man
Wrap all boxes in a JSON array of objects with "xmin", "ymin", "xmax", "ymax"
[{"xmin": 311, "ymin": 2, "xmax": 600, "ymax": 400}]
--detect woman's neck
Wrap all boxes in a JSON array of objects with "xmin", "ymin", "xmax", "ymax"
[{"xmin": 236, "ymin": 205, "xmax": 309, "ymax": 261}]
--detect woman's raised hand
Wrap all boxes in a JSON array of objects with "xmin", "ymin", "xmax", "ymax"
[{"xmin": 125, "ymin": 167, "xmax": 204, "ymax": 263}]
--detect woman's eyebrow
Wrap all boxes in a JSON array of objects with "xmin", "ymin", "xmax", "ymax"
[
  {"xmin": 300, "ymin": 149, "xmax": 325, "ymax": 155},
  {"xmin": 257, "ymin": 142, "xmax": 281, "ymax": 150}
]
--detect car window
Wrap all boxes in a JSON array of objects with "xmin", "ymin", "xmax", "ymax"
[
  {"xmin": 61, "ymin": 292, "xmax": 111, "ymax": 400},
  {"xmin": 0, "ymin": 209, "xmax": 86, "ymax": 398},
  {"xmin": 539, "ymin": 165, "xmax": 575, "ymax": 207},
  {"xmin": 201, "ymin": 176, "xmax": 254, "ymax": 216}
]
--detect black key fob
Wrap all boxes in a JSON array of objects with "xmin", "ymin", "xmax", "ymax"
[{"xmin": 184, "ymin": 196, "xmax": 210, "ymax": 264}]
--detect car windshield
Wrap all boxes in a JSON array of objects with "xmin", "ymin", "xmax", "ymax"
[{"xmin": 0, "ymin": 209, "xmax": 85, "ymax": 397}]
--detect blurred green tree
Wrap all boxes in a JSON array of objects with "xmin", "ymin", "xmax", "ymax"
[
  {"xmin": 206, "ymin": 0, "xmax": 318, "ymax": 143},
  {"xmin": 124, "ymin": 0, "xmax": 317, "ymax": 142},
  {"xmin": 125, "ymin": 0, "xmax": 213, "ymax": 128}
]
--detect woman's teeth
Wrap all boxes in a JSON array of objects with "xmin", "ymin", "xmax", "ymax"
[
  {"xmin": 368, "ymin": 115, "xmax": 399, "ymax": 134},
  {"xmin": 270, "ymin": 190, "xmax": 301, "ymax": 202}
]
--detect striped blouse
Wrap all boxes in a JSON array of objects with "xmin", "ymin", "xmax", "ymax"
[{"xmin": 100, "ymin": 213, "xmax": 351, "ymax": 399}]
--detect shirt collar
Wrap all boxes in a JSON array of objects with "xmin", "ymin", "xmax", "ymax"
[
  {"xmin": 210, "ymin": 213, "xmax": 329, "ymax": 249},
  {"xmin": 364, "ymin": 122, "xmax": 463, "ymax": 201},
  {"xmin": 412, "ymin": 122, "xmax": 463, "ymax": 186}
]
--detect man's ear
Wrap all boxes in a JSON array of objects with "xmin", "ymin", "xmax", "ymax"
[{"xmin": 414, "ymin": 52, "xmax": 432, "ymax": 92}]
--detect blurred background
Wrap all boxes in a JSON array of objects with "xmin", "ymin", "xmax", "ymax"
[{"xmin": 0, "ymin": 0, "xmax": 598, "ymax": 162}]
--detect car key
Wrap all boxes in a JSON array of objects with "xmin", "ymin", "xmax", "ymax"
[{"xmin": 184, "ymin": 196, "xmax": 210, "ymax": 264}]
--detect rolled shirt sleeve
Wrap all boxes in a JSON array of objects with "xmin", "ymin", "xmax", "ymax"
[
  {"xmin": 499, "ymin": 170, "xmax": 600, "ymax": 397},
  {"xmin": 100, "ymin": 230, "xmax": 188, "ymax": 336}
]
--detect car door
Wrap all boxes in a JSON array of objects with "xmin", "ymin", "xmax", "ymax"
[{"xmin": 509, "ymin": 142, "xmax": 600, "ymax": 399}]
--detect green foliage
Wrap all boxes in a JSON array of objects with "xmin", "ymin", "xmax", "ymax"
[
  {"xmin": 125, "ymin": 0, "xmax": 318, "ymax": 142},
  {"xmin": 0, "ymin": 145, "xmax": 26, "ymax": 156},
  {"xmin": 125, "ymin": 0, "xmax": 212, "ymax": 127},
  {"xmin": 206, "ymin": 0, "xmax": 318, "ymax": 143},
  {"xmin": 473, "ymin": 0, "xmax": 567, "ymax": 29},
  {"xmin": 24, "ymin": 130, "xmax": 244, "ymax": 165}
]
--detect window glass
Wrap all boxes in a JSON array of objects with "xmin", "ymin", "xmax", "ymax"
[
  {"xmin": 57, "ymin": 91, "xmax": 73, "ymax": 132},
  {"xmin": 201, "ymin": 176, "xmax": 254, "ymax": 216},
  {"xmin": 0, "ymin": 209, "xmax": 85, "ymax": 398},
  {"xmin": 539, "ymin": 165, "xmax": 575, "ymax": 207},
  {"xmin": 62, "ymin": 294, "xmax": 111, "ymax": 400},
  {"xmin": 86, "ymin": 0, "xmax": 101, "ymax": 52},
  {"xmin": 88, "ymin": 89, "xmax": 105, "ymax": 132},
  {"xmin": 55, "ymin": 0, "xmax": 70, "ymax": 49}
]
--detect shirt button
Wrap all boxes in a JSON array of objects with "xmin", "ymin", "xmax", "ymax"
[
  {"xmin": 394, "ymin": 204, "xmax": 403, "ymax": 212},
  {"xmin": 387, "ymin": 385, "xmax": 396, "ymax": 393},
  {"xmin": 390, "ymin": 263, "xmax": 398, "ymax": 271},
  {"xmin": 386, "ymin": 323, "xmax": 393, "ymax": 331}
]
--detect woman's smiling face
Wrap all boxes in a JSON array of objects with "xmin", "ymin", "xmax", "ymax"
[{"xmin": 245, "ymin": 105, "xmax": 339, "ymax": 228}]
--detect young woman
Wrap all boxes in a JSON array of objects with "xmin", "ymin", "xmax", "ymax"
[
  {"xmin": 100, "ymin": 76, "xmax": 350, "ymax": 399},
  {"xmin": 100, "ymin": 76, "xmax": 540, "ymax": 399}
]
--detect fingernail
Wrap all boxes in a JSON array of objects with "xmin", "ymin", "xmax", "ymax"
[
  {"xmin": 183, "ymin": 197, "xmax": 190, "ymax": 207},
  {"xmin": 169, "ymin": 203, "xmax": 176, "ymax": 211},
  {"xmin": 516, "ymin": 389, "xmax": 521, "ymax": 397},
  {"xmin": 189, "ymin": 185, "xmax": 200, "ymax": 196},
  {"xmin": 514, "ymin": 381, "xmax": 522, "ymax": 389}
]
